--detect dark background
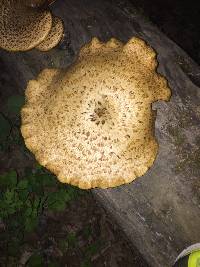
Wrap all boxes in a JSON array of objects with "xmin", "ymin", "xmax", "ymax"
[{"xmin": 129, "ymin": 0, "xmax": 200, "ymax": 65}]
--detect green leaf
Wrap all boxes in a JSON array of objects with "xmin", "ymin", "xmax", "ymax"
[
  {"xmin": 1, "ymin": 190, "xmax": 15, "ymax": 216},
  {"xmin": 38, "ymin": 173, "xmax": 55, "ymax": 187},
  {"xmin": 0, "ymin": 170, "xmax": 17, "ymax": 188},
  {"xmin": 0, "ymin": 114, "xmax": 11, "ymax": 141},
  {"xmin": 35, "ymin": 163, "xmax": 43, "ymax": 170},
  {"xmin": 27, "ymin": 254, "xmax": 43, "ymax": 267},
  {"xmin": 4, "ymin": 189, "xmax": 15, "ymax": 202},
  {"xmin": 1, "ymin": 188, "xmax": 23, "ymax": 217},
  {"xmin": 49, "ymin": 199, "xmax": 66, "ymax": 212},
  {"xmin": 24, "ymin": 215, "xmax": 38, "ymax": 232},
  {"xmin": 19, "ymin": 190, "xmax": 29, "ymax": 201},
  {"xmin": 23, "ymin": 207, "xmax": 32, "ymax": 217},
  {"xmin": 28, "ymin": 176, "xmax": 44, "ymax": 196},
  {"xmin": 47, "ymin": 192, "xmax": 66, "ymax": 212},
  {"xmin": 64, "ymin": 185, "xmax": 83, "ymax": 200},
  {"xmin": 33, "ymin": 197, "xmax": 40, "ymax": 207},
  {"xmin": 83, "ymin": 226, "xmax": 92, "ymax": 238},
  {"xmin": 6, "ymin": 95, "xmax": 25, "ymax": 115},
  {"xmin": 23, "ymin": 198, "xmax": 40, "ymax": 232},
  {"xmin": 59, "ymin": 189, "xmax": 72, "ymax": 202},
  {"xmin": 48, "ymin": 262, "xmax": 60, "ymax": 267},
  {"xmin": 66, "ymin": 233, "xmax": 77, "ymax": 248},
  {"xmin": 8, "ymin": 170, "xmax": 18, "ymax": 187},
  {"xmin": 85, "ymin": 242, "xmax": 101, "ymax": 257},
  {"xmin": 17, "ymin": 179, "xmax": 28, "ymax": 190}
]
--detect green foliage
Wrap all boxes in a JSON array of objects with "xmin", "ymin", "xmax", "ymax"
[
  {"xmin": 0, "ymin": 170, "xmax": 17, "ymax": 189},
  {"xmin": 0, "ymin": 188, "xmax": 23, "ymax": 217},
  {"xmin": 27, "ymin": 253, "xmax": 44, "ymax": 267},
  {"xmin": 0, "ymin": 166, "xmax": 84, "ymax": 264},
  {"xmin": 0, "ymin": 167, "xmax": 83, "ymax": 225},
  {"xmin": 85, "ymin": 241, "xmax": 101, "ymax": 257},
  {"xmin": 80, "ymin": 241, "xmax": 102, "ymax": 267},
  {"xmin": 47, "ymin": 187, "xmax": 81, "ymax": 212},
  {"xmin": 86, "ymin": 244, "xmax": 98, "ymax": 256},
  {"xmin": 83, "ymin": 226, "xmax": 92, "ymax": 239},
  {"xmin": 66, "ymin": 232, "xmax": 77, "ymax": 248}
]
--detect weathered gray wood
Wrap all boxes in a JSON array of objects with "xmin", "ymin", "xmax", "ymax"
[{"xmin": 1, "ymin": 0, "xmax": 200, "ymax": 266}]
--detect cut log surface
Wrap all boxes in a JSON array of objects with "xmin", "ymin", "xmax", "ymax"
[{"xmin": 1, "ymin": 0, "xmax": 200, "ymax": 266}]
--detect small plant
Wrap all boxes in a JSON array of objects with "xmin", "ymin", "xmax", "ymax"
[{"xmin": 0, "ymin": 167, "xmax": 84, "ymax": 264}]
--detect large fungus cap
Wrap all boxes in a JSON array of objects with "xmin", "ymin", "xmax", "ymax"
[
  {"xmin": 36, "ymin": 16, "xmax": 64, "ymax": 51},
  {"xmin": 21, "ymin": 37, "xmax": 171, "ymax": 189},
  {"xmin": 0, "ymin": 0, "xmax": 52, "ymax": 51}
]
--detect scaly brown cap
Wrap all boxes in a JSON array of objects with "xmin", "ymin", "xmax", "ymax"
[
  {"xmin": 0, "ymin": 0, "xmax": 52, "ymax": 51},
  {"xmin": 36, "ymin": 16, "xmax": 64, "ymax": 51},
  {"xmin": 21, "ymin": 37, "xmax": 171, "ymax": 189}
]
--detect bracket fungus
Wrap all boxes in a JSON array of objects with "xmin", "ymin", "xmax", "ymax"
[
  {"xmin": 21, "ymin": 37, "xmax": 171, "ymax": 189},
  {"xmin": 0, "ymin": 0, "xmax": 52, "ymax": 51},
  {"xmin": 0, "ymin": 0, "xmax": 63, "ymax": 52},
  {"xmin": 36, "ymin": 16, "xmax": 64, "ymax": 51}
]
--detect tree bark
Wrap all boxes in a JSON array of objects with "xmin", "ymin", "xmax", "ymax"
[{"xmin": 1, "ymin": 0, "xmax": 200, "ymax": 266}]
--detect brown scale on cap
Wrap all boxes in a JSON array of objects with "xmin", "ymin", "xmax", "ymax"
[
  {"xmin": 0, "ymin": 0, "xmax": 52, "ymax": 52},
  {"xmin": 36, "ymin": 16, "xmax": 64, "ymax": 51},
  {"xmin": 21, "ymin": 37, "xmax": 171, "ymax": 189}
]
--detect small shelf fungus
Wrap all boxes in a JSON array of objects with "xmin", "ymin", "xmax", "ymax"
[
  {"xmin": 36, "ymin": 16, "xmax": 64, "ymax": 52},
  {"xmin": 21, "ymin": 37, "xmax": 171, "ymax": 189},
  {"xmin": 0, "ymin": 0, "xmax": 63, "ymax": 52}
]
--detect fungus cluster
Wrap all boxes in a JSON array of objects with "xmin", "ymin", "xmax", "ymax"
[
  {"xmin": 0, "ymin": 0, "xmax": 64, "ymax": 52},
  {"xmin": 21, "ymin": 37, "xmax": 171, "ymax": 189}
]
